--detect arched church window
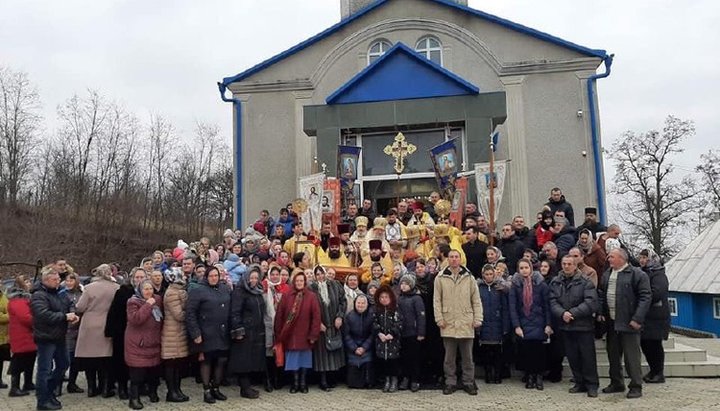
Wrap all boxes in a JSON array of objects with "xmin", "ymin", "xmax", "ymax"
[
  {"xmin": 416, "ymin": 36, "xmax": 442, "ymax": 65},
  {"xmin": 367, "ymin": 40, "xmax": 392, "ymax": 65}
]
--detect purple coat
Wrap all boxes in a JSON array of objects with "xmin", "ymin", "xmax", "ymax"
[{"xmin": 124, "ymin": 295, "xmax": 163, "ymax": 368}]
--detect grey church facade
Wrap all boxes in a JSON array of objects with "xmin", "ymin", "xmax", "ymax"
[{"xmin": 218, "ymin": 0, "xmax": 612, "ymax": 229}]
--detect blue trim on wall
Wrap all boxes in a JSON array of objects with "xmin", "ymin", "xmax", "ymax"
[
  {"xmin": 670, "ymin": 291, "xmax": 720, "ymax": 337},
  {"xmin": 220, "ymin": 0, "xmax": 607, "ymax": 86},
  {"xmin": 326, "ymin": 42, "xmax": 478, "ymax": 104},
  {"xmin": 586, "ymin": 55, "xmax": 613, "ymax": 225},
  {"xmin": 217, "ymin": 83, "xmax": 243, "ymax": 230}
]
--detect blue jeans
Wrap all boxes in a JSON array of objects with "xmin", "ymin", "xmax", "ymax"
[{"xmin": 36, "ymin": 341, "xmax": 69, "ymax": 405}]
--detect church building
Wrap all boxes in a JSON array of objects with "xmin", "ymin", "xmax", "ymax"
[{"xmin": 218, "ymin": 0, "xmax": 612, "ymax": 229}]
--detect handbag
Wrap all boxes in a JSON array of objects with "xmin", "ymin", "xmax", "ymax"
[
  {"xmin": 273, "ymin": 343, "xmax": 285, "ymax": 367},
  {"xmin": 325, "ymin": 329, "xmax": 343, "ymax": 352}
]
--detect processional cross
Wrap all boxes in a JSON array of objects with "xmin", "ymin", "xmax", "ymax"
[{"xmin": 383, "ymin": 132, "xmax": 417, "ymax": 204}]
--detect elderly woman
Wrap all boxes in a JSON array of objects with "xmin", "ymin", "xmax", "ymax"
[
  {"xmin": 161, "ymin": 268, "xmax": 189, "ymax": 402},
  {"xmin": 105, "ymin": 267, "xmax": 148, "ymax": 400},
  {"xmin": 639, "ymin": 249, "xmax": 670, "ymax": 384},
  {"xmin": 7, "ymin": 276, "xmax": 36, "ymax": 397},
  {"xmin": 262, "ymin": 265, "xmax": 289, "ymax": 392},
  {"xmin": 343, "ymin": 294, "xmax": 374, "ymax": 389},
  {"xmin": 310, "ymin": 265, "xmax": 347, "ymax": 391},
  {"xmin": 274, "ymin": 273, "xmax": 321, "ymax": 394},
  {"xmin": 125, "ymin": 280, "xmax": 164, "ymax": 410},
  {"xmin": 228, "ymin": 265, "xmax": 267, "ymax": 399},
  {"xmin": 75, "ymin": 264, "xmax": 120, "ymax": 398},
  {"xmin": 186, "ymin": 266, "xmax": 231, "ymax": 404},
  {"xmin": 62, "ymin": 273, "xmax": 84, "ymax": 394}
]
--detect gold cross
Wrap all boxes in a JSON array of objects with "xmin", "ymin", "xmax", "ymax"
[{"xmin": 383, "ymin": 132, "xmax": 417, "ymax": 174}]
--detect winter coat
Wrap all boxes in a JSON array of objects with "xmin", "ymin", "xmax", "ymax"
[
  {"xmin": 498, "ymin": 235, "xmax": 525, "ymax": 275},
  {"xmin": 433, "ymin": 265, "xmax": 483, "ymax": 339},
  {"xmin": 397, "ymin": 290, "xmax": 426, "ymax": 338},
  {"xmin": 223, "ymin": 253, "xmax": 247, "ymax": 285},
  {"xmin": 75, "ymin": 278, "xmax": 119, "ymax": 358},
  {"xmin": 61, "ymin": 287, "xmax": 82, "ymax": 352},
  {"xmin": 0, "ymin": 292, "xmax": 7, "ymax": 346},
  {"xmin": 161, "ymin": 283, "xmax": 189, "ymax": 359},
  {"xmin": 598, "ymin": 264, "xmax": 652, "ymax": 334},
  {"xmin": 476, "ymin": 279, "xmax": 510, "ymax": 344},
  {"xmin": 553, "ymin": 226, "xmax": 577, "ymax": 259},
  {"xmin": 124, "ymin": 295, "xmax": 163, "ymax": 368},
  {"xmin": 186, "ymin": 279, "xmax": 231, "ymax": 353},
  {"xmin": 509, "ymin": 273, "xmax": 552, "ymax": 341},
  {"xmin": 343, "ymin": 305, "xmax": 374, "ymax": 367},
  {"xmin": 641, "ymin": 263, "xmax": 670, "ymax": 341},
  {"xmin": 30, "ymin": 283, "xmax": 71, "ymax": 343},
  {"xmin": 104, "ymin": 284, "xmax": 134, "ymax": 343},
  {"xmin": 7, "ymin": 288, "xmax": 36, "ymax": 353},
  {"xmin": 273, "ymin": 288, "xmax": 321, "ymax": 351},
  {"xmin": 462, "ymin": 239, "xmax": 488, "ymax": 278},
  {"xmin": 549, "ymin": 271, "xmax": 598, "ymax": 332},
  {"xmin": 545, "ymin": 195, "xmax": 575, "ymax": 227},
  {"xmin": 583, "ymin": 243, "xmax": 607, "ymax": 282},
  {"xmin": 228, "ymin": 286, "xmax": 267, "ymax": 374},
  {"xmin": 373, "ymin": 306, "xmax": 402, "ymax": 360}
]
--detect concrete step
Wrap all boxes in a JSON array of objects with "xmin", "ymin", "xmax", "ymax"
[
  {"xmin": 595, "ymin": 337, "xmax": 675, "ymax": 350},
  {"xmin": 594, "ymin": 358, "xmax": 720, "ymax": 378},
  {"xmin": 595, "ymin": 343, "xmax": 707, "ymax": 362}
]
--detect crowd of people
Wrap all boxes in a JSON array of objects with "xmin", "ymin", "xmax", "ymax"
[{"xmin": 0, "ymin": 187, "xmax": 671, "ymax": 410}]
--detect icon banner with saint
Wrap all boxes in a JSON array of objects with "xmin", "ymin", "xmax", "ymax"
[
  {"xmin": 297, "ymin": 172, "xmax": 325, "ymax": 233},
  {"xmin": 429, "ymin": 138, "xmax": 459, "ymax": 199}
]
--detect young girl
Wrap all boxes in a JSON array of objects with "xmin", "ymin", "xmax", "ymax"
[
  {"xmin": 397, "ymin": 275, "xmax": 425, "ymax": 392},
  {"xmin": 476, "ymin": 265, "xmax": 509, "ymax": 384},
  {"xmin": 373, "ymin": 285, "xmax": 402, "ymax": 393},
  {"xmin": 509, "ymin": 259, "xmax": 552, "ymax": 391}
]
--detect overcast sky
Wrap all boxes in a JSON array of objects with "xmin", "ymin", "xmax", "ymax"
[{"xmin": 1, "ymin": 0, "xmax": 718, "ymax": 179}]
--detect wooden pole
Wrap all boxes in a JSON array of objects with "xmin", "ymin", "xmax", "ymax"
[{"xmin": 489, "ymin": 134, "xmax": 496, "ymax": 245}]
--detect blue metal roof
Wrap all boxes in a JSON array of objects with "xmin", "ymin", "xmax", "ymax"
[
  {"xmin": 326, "ymin": 42, "xmax": 478, "ymax": 104},
  {"xmin": 220, "ymin": 0, "xmax": 607, "ymax": 86}
]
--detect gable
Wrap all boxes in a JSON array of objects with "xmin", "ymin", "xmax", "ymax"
[{"xmin": 326, "ymin": 42, "xmax": 478, "ymax": 104}]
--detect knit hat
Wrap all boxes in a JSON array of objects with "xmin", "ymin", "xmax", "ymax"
[
  {"xmin": 399, "ymin": 274, "xmax": 416, "ymax": 289},
  {"xmin": 223, "ymin": 229, "xmax": 236, "ymax": 239},
  {"xmin": 367, "ymin": 280, "xmax": 381, "ymax": 292}
]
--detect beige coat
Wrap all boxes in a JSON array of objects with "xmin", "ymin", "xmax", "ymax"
[
  {"xmin": 433, "ymin": 265, "xmax": 483, "ymax": 339},
  {"xmin": 161, "ymin": 283, "xmax": 189, "ymax": 359},
  {"xmin": 75, "ymin": 278, "xmax": 119, "ymax": 358}
]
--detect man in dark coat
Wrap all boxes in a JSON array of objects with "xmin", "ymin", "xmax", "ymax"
[
  {"xmin": 545, "ymin": 188, "xmax": 575, "ymax": 227},
  {"xmin": 576, "ymin": 207, "xmax": 607, "ymax": 239},
  {"xmin": 552, "ymin": 218, "xmax": 577, "ymax": 259},
  {"xmin": 598, "ymin": 249, "xmax": 651, "ymax": 399},
  {"xmin": 497, "ymin": 223, "xmax": 525, "ymax": 275},
  {"xmin": 31, "ymin": 270, "xmax": 77, "ymax": 411},
  {"xmin": 462, "ymin": 226, "xmax": 488, "ymax": 278},
  {"xmin": 550, "ymin": 256, "xmax": 599, "ymax": 397}
]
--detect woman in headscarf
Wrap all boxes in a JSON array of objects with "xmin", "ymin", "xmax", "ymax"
[
  {"xmin": 6, "ymin": 275, "xmax": 36, "ymax": 397},
  {"xmin": 185, "ymin": 266, "xmax": 231, "ymax": 404},
  {"xmin": 576, "ymin": 228, "xmax": 607, "ymax": 276},
  {"xmin": 273, "ymin": 272, "xmax": 321, "ymax": 394},
  {"xmin": 639, "ymin": 249, "xmax": 670, "ymax": 384},
  {"xmin": 75, "ymin": 264, "xmax": 120, "ymax": 398},
  {"xmin": 343, "ymin": 274, "xmax": 364, "ymax": 314},
  {"xmin": 309, "ymin": 265, "xmax": 347, "ymax": 391},
  {"xmin": 228, "ymin": 264, "xmax": 267, "ymax": 399},
  {"xmin": 262, "ymin": 264, "xmax": 289, "ymax": 392},
  {"xmin": 342, "ymin": 294, "xmax": 374, "ymax": 389},
  {"xmin": 125, "ymin": 280, "xmax": 164, "ymax": 410},
  {"xmin": 105, "ymin": 267, "xmax": 148, "ymax": 400},
  {"xmin": 61, "ymin": 273, "xmax": 84, "ymax": 394},
  {"xmin": 161, "ymin": 267, "xmax": 190, "ymax": 402}
]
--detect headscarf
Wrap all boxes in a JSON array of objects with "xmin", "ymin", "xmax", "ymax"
[
  {"xmin": 344, "ymin": 274, "xmax": 362, "ymax": 303},
  {"xmin": 314, "ymin": 265, "xmax": 330, "ymax": 305},
  {"xmin": 134, "ymin": 279, "xmax": 163, "ymax": 322},
  {"xmin": 128, "ymin": 267, "xmax": 148, "ymax": 288},
  {"xmin": 242, "ymin": 264, "xmax": 264, "ymax": 295},
  {"xmin": 576, "ymin": 228, "xmax": 596, "ymax": 253},
  {"xmin": 487, "ymin": 246, "xmax": 505, "ymax": 265},
  {"xmin": 163, "ymin": 267, "xmax": 185, "ymax": 286}
]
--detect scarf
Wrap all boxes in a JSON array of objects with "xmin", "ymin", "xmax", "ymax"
[
  {"xmin": 242, "ymin": 265, "xmax": 264, "ymax": 295},
  {"xmin": 522, "ymin": 276, "xmax": 533, "ymax": 317},
  {"xmin": 265, "ymin": 277, "xmax": 283, "ymax": 319},
  {"xmin": 317, "ymin": 280, "xmax": 330, "ymax": 306},
  {"xmin": 279, "ymin": 288, "xmax": 304, "ymax": 343},
  {"xmin": 135, "ymin": 280, "xmax": 163, "ymax": 322},
  {"xmin": 344, "ymin": 284, "xmax": 361, "ymax": 302}
]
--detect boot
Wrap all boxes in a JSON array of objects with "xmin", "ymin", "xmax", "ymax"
[
  {"xmin": 128, "ymin": 384, "xmax": 144, "ymax": 410},
  {"xmin": 319, "ymin": 372, "xmax": 331, "ymax": 392},
  {"xmin": 202, "ymin": 385, "xmax": 215, "ymax": 404},
  {"xmin": 484, "ymin": 366, "xmax": 492, "ymax": 384},
  {"xmin": 22, "ymin": 375, "xmax": 35, "ymax": 391},
  {"xmin": 525, "ymin": 373, "xmax": 536, "ymax": 389},
  {"xmin": 174, "ymin": 368, "xmax": 189, "ymax": 402},
  {"xmin": 147, "ymin": 385, "xmax": 160, "ymax": 403},
  {"xmin": 382, "ymin": 376, "xmax": 391, "ymax": 393},
  {"xmin": 289, "ymin": 371, "xmax": 299, "ymax": 394},
  {"xmin": 54, "ymin": 383, "xmax": 62, "ymax": 397},
  {"xmin": 264, "ymin": 373, "xmax": 274, "ymax": 393},
  {"xmin": 535, "ymin": 374, "xmax": 544, "ymax": 391},
  {"xmin": 165, "ymin": 370, "xmax": 184, "ymax": 403},
  {"xmin": 239, "ymin": 376, "xmax": 259, "ymax": 399},
  {"xmin": 86, "ymin": 370, "xmax": 99, "ymax": 398},
  {"xmin": 299, "ymin": 368, "xmax": 308, "ymax": 393},
  {"xmin": 389, "ymin": 376, "xmax": 398, "ymax": 393},
  {"xmin": 9, "ymin": 375, "xmax": 29, "ymax": 397},
  {"xmin": 398, "ymin": 377, "xmax": 409, "ymax": 390},
  {"xmin": 100, "ymin": 370, "xmax": 115, "ymax": 398},
  {"xmin": 211, "ymin": 384, "xmax": 227, "ymax": 401},
  {"xmin": 67, "ymin": 381, "xmax": 84, "ymax": 394},
  {"xmin": 493, "ymin": 365, "xmax": 502, "ymax": 384},
  {"xmin": 117, "ymin": 381, "xmax": 128, "ymax": 400}
]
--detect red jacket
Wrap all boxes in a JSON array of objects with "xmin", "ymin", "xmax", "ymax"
[
  {"xmin": 273, "ymin": 288, "xmax": 320, "ymax": 351},
  {"xmin": 124, "ymin": 295, "xmax": 163, "ymax": 368},
  {"xmin": 8, "ymin": 296, "xmax": 37, "ymax": 353}
]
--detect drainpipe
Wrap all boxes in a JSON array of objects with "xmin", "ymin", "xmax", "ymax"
[
  {"xmin": 217, "ymin": 82, "xmax": 243, "ymax": 230},
  {"xmin": 586, "ymin": 54, "xmax": 614, "ymax": 225}
]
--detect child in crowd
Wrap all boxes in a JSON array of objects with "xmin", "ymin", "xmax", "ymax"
[{"xmin": 373, "ymin": 285, "xmax": 402, "ymax": 393}]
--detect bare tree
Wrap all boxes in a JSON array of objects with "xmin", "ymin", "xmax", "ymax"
[
  {"xmin": 0, "ymin": 66, "xmax": 42, "ymax": 206},
  {"xmin": 609, "ymin": 115, "xmax": 698, "ymax": 258},
  {"xmin": 696, "ymin": 149, "xmax": 720, "ymax": 215}
]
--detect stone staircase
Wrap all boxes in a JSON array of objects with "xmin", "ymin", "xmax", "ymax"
[{"xmin": 592, "ymin": 337, "xmax": 720, "ymax": 378}]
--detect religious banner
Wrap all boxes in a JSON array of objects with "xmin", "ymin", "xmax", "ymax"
[
  {"xmin": 429, "ymin": 138, "xmax": 460, "ymax": 199},
  {"xmin": 474, "ymin": 161, "xmax": 507, "ymax": 223},
  {"xmin": 337, "ymin": 145, "xmax": 361, "ymax": 188},
  {"xmin": 323, "ymin": 178, "xmax": 342, "ymax": 234},
  {"xmin": 298, "ymin": 172, "xmax": 325, "ymax": 233}
]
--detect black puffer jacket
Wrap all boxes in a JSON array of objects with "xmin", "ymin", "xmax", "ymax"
[
  {"xmin": 397, "ymin": 290, "xmax": 426, "ymax": 338},
  {"xmin": 30, "ymin": 283, "xmax": 71, "ymax": 343},
  {"xmin": 373, "ymin": 306, "xmax": 402, "ymax": 360},
  {"xmin": 549, "ymin": 271, "xmax": 598, "ymax": 332},
  {"xmin": 186, "ymin": 279, "xmax": 231, "ymax": 353},
  {"xmin": 641, "ymin": 263, "xmax": 670, "ymax": 341}
]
